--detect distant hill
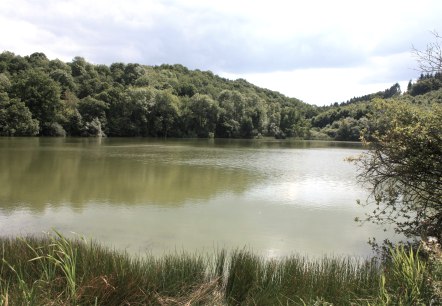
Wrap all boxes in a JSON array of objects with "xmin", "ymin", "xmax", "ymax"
[
  {"xmin": 0, "ymin": 51, "xmax": 316, "ymax": 138},
  {"xmin": 309, "ymin": 77, "xmax": 442, "ymax": 141},
  {"xmin": 1, "ymin": 51, "xmax": 440, "ymax": 140}
]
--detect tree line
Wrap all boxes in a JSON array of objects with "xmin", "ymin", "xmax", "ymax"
[
  {"xmin": 1, "ymin": 51, "xmax": 441, "ymax": 141},
  {"xmin": 0, "ymin": 52, "xmax": 315, "ymax": 139},
  {"xmin": 309, "ymin": 77, "xmax": 442, "ymax": 141}
]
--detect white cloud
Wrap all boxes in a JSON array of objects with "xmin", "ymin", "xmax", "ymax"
[
  {"xmin": 0, "ymin": 0, "xmax": 441, "ymax": 104},
  {"xmin": 222, "ymin": 52, "xmax": 416, "ymax": 105}
]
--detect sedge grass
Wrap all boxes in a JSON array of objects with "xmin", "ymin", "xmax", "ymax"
[{"xmin": 0, "ymin": 232, "xmax": 436, "ymax": 305}]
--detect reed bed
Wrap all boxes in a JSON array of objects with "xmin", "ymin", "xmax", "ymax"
[{"xmin": 0, "ymin": 231, "xmax": 436, "ymax": 305}]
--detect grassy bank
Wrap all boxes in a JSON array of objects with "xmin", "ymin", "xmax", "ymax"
[{"xmin": 0, "ymin": 231, "xmax": 439, "ymax": 305}]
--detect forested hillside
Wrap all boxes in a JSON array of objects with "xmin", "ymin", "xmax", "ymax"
[
  {"xmin": 1, "ymin": 51, "xmax": 441, "ymax": 140},
  {"xmin": 0, "ymin": 51, "xmax": 316, "ymax": 138},
  {"xmin": 309, "ymin": 76, "xmax": 442, "ymax": 141}
]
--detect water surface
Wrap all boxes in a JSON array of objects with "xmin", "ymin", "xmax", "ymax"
[{"xmin": 0, "ymin": 138, "xmax": 396, "ymax": 257}]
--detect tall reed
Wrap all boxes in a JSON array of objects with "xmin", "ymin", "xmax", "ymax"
[
  {"xmin": 377, "ymin": 245, "xmax": 429, "ymax": 305},
  {"xmin": 0, "ymin": 232, "xmax": 436, "ymax": 305}
]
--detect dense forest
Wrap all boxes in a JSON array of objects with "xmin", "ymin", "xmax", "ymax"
[
  {"xmin": 0, "ymin": 51, "xmax": 441, "ymax": 140},
  {"xmin": 0, "ymin": 51, "xmax": 314, "ymax": 139}
]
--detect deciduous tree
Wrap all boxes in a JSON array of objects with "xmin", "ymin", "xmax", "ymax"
[
  {"xmin": 352, "ymin": 99, "xmax": 442, "ymax": 240},
  {"xmin": 10, "ymin": 69, "xmax": 62, "ymax": 135},
  {"xmin": 0, "ymin": 93, "xmax": 39, "ymax": 136}
]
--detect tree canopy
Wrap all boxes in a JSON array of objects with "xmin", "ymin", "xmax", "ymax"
[
  {"xmin": 0, "ymin": 51, "xmax": 441, "ymax": 141},
  {"xmin": 349, "ymin": 34, "xmax": 442, "ymax": 243},
  {"xmin": 0, "ymin": 52, "xmax": 317, "ymax": 138},
  {"xmin": 352, "ymin": 98, "xmax": 442, "ymax": 241}
]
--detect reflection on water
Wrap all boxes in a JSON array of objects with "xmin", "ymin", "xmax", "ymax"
[
  {"xmin": 0, "ymin": 138, "xmax": 396, "ymax": 257},
  {"xmin": 0, "ymin": 138, "xmax": 259, "ymax": 211}
]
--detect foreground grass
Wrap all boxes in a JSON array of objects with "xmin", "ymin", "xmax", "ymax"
[{"xmin": 0, "ymin": 231, "xmax": 439, "ymax": 305}]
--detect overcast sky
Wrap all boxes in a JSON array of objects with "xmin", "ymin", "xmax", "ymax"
[{"xmin": 1, "ymin": 0, "xmax": 441, "ymax": 105}]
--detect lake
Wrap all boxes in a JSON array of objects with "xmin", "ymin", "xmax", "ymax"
[{"xmin": 0, "ymin": 137, "xmax": 396, "ymax": 258}]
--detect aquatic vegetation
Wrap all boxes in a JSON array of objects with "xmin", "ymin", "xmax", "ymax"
[{"xmin": 0, "ymin": 232, "xmax": 438, "ymax": 305}]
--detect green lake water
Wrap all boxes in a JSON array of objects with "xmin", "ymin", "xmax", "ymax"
[{"xmin": 0, "ymin": 137, "xmax": 397, "ymax": 257}]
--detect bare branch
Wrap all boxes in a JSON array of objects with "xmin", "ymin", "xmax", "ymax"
[{"xmin": 412, "ymin": 31, "xmax": 442, "ymax": 74}]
